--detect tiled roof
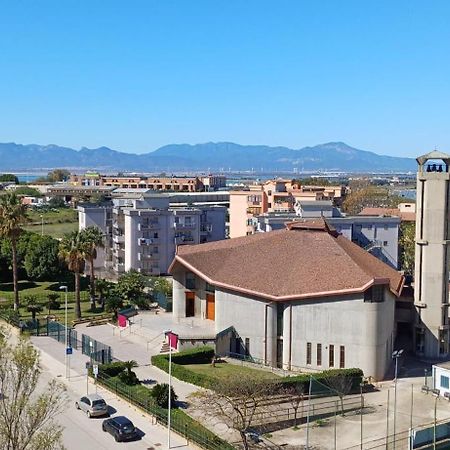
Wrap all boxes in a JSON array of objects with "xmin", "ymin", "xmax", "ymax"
[
  {"xmin": 170, "ymin": 219, "xmax": 404, "ymax": 301},
  {"xmin": 359, "ymin": 207, "xmax": 416, "ymax": 222}
]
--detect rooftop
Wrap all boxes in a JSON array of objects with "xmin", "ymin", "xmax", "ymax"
[{"xmin": 170, "ymin": 218, "xmax": 404, "ymax": 301}]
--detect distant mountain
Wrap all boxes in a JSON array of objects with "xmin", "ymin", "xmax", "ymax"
[{"xmin": 0, "ymin": 141, "xmax": 416, "ymax": 172}]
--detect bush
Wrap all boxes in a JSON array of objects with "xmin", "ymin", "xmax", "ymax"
[
  {"xmin": 171, "ymin": 346, "xmax": 215, "ymax": 365},
  {"xmin": 119, "ymin": 370, "xmax": 140, "ymax": 385},
  {"xmin": 151, "ymin": 383, "xmax": 178, "ymax": 408},
  {"xmin": 99, "ymin": 361, "xmax": 127, "ymax": 377}
]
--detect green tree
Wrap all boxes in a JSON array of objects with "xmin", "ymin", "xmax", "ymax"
[
  {"xmin": 95, "ymin": 278, "xmax": 113, "ymax": 309},
  {"xmin": 59, "ymin": 231, "xmax": 87, "ymax": 319},
  {"xmin": 151, "ymin": 383, "xmax": 178, "ymax": 408},
  {"xmin": 80, "ymin": 226, "xmax": 104, "ymax": 307},
  {"xmin": 24, "ymin": 295, "xmax": 43, "ymax": 320},
  {"xmin": 0, "ymin": 193, "xmax": 29, "ymax": 310},
  {"xmin": 399, "ymin": 222, "xmax": 415, "ymax": 275},
  {"xmin": 118, "ymin": 360, "xmax": 140, "ymax": 385},
  {"xmin": 47, "ymin": 169, "xmax": 70, "ymax": 183},
  {"xmin": 0, "ymin": 333, "xmax": 67, "ymax": 449},
  {"xmin": 24, "ymin": 234, "xmax": 62, "ymax": 280},
  {"xmin": 115, "ymin": 270, "xmax": 145, "ymax": 303},
  {"xmin": 0, "ymin": 174, "xmax": 19, "ymax": 183},
  {"xmin": 46, "ymin": 293, "xmax": 61, "ymax": 315},
  {"xmin": 105, "ymin": 295, "xmax": 123, "ymax": 320}
]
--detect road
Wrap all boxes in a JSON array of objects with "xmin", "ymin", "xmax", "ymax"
[{"xmin": 33, "ymin": 336, "xmax": 196, "ymax": 450}]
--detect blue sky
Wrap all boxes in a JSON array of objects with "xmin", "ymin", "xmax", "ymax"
[{"xmin": 1, "ymin": 1, "xmax": 450, "ymax": 157}]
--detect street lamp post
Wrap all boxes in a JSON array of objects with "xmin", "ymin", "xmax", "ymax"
[
  {"xmin": 392, "ymin": 349, "xmax": 404, "ymax": 450},
  {"xmin": 59, "ymin": 285, "xmax": 69, "ymax": 378},
  {"xmin": 40, "ymin": 214, "xmax": 44, "ymax": 236},
  {"xmin": 360, "ymin": 382, "xmax": 364, "ymax": 449}
]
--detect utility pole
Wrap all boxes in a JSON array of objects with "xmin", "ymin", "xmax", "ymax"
[
  {"xmin": 392, "ymin": 349, "xmax": 404, "ymax": 450},
  {"xmin": 360, "ymin": 383, "xmax": 364, "ymax": 449},
  {"xmin": 306, "ymin": 374, "xmax": 313, "ymax": 450},
  {"xmin": 386, "ymin": 389, "xmax": 390, "ymax": 450}
]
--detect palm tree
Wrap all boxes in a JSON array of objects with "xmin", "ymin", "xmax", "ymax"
[
  {"xmin": 59, "ymin": 231, "xmax": 87, "ymax": 319},
  {"xmin": 0, "ymin": 193, "xmax": 29, "ymax": 310},
  {"xmin": 24, "ymin": 295, "xmax": 43, "ymax": 320},
  {"xmin": 123, "ymin": 360, "xmax": 138, "ymax": 377},
  {"xmin": 95, "ymin": 278, "xmax": 113, "ymax": 310},
  {"xmin": 81, "ymin": 226, "xmax": 104, "ymax": 308}
]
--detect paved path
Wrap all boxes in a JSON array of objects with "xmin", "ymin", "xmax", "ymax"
[{"xmin": 31, "ymin": 336, "xmax": 197, "ymax": 450}]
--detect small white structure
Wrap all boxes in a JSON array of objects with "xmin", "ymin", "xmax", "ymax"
[{"xmin": 433, "ymin": 362, "xmax": 450, "ymax": 396}]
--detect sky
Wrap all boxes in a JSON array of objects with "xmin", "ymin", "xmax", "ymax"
[{"xmin": 1, "ymin": 1, "xmax": 450, "ymax": 157}]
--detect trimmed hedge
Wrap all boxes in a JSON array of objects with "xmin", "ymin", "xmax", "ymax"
[
  {"xmin": 152, "ymin": 347, "xmax": 363, "ymax": 394},
  {"xmin": 99, "ymin": 361, "xmax": 127, "ymax": 377}
]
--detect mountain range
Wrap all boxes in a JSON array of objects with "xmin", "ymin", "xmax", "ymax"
[{"xmin": 0, "ymin": 141, "xmax": 416, "ymax": 173}]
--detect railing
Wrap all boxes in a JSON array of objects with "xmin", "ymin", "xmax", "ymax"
[{"xmin": 95, "ymin": 371, "xmax": 234, "ymax": 450}]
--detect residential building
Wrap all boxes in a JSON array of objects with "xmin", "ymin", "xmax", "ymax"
[
  {"xmin": 169, "ymin": 219, "xmax": 404, "ymax": 379},
  {"xmin": 70, "ymin": 173, "xmax": 226, "ymax": 192},
  {"xmin": 78, "ymin": 192, "xmax": 226, "ymax": 276},
  {"xmin": 359, "ymin": 202, "xmax": 416, "ymax": 222},
  {"xmin": 229, "ymin": 179, "xmax": 348, "ymax": 238},
  {"xmin": 414, "ymin": 151, "xmax": 450, "ymax": 359},
  {"xmin": 433, "ymin": 362, "xmax": 450, "ymax": 395}
]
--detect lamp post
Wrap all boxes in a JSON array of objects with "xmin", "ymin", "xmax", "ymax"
[
  {"xmin": 59, "ymin": 285, "xmax": 69, "ymax": 378},
  {"xmin": 40, "ymin": 214, "xmax": 44, "ymax": 236},
  {"xmin": 360, "ymin": 382, "xmax": 365, "ymax": 449},
  {"xmin": 392, "ymin": 349, "xmax": 404, "ymax": 450}
]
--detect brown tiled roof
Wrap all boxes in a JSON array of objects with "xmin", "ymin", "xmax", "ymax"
[
  {"xmin": 170, "ymin": 219, "xmax": 404, "ymax": 301},
  {"xmin": 359, "ymin": 207, "xmax": 416, "ymax": 222}
]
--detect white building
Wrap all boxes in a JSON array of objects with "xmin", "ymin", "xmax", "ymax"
[
  {"xmin": 79, "ymin": 192, "xmax": 227, "ymax": 276},
  {"xmin": 169, "ymin": 219, "xmax": 404, "ymax": 380}
]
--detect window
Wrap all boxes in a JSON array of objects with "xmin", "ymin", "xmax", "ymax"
[
  {"xmin": 317, "ymin": 344, "xmax": 322, "ymax": 366},
  {"xmin": 383, "ymin": 241, "xmax": 388, "ymax": 246},
  {"xmin": 277, "ymin": 303, "xmax": 284, "ymax": 337},
  {"xmin": 442, "ymin": 375, "xmax": 450, "ymax": 389},
  {"xmin": 205, "ymin": 282, "xmax": 215, "ymax": 293},
  {"xmin": 364, "ymin": 285, "xmax": 385, "ymax": 303},
  {"xmin": 153, "ymin": 232, "xmax": 158, "ymax": 238},
  {"xmin": 185, "ymin": 272, "xmax": 196, "ymax": 290},
  {"xmin": 268, "ymin": 203, "xmax": 272, "ymax": 208},
  {"xmin": 245, "ymin": 338, "xmax": 250, "ymax": 356},
  {"xmin": 306, "ymin": 342, "xmax": 312, "ymax": 365},
  {"xmin": 339, "ymin": 346, "xmax": 345, "ymax": 368},
  {"xmin": 329, "ymin": 345, "xmax": 335, "ymax": 367}
]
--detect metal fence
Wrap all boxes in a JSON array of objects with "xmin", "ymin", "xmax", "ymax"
[
  {"xmin": 81, "ymin": 334, "xmax": 113, "ymax": 364},
  {"xmin": 95, "ymin": 370, "xmax": 234, "ymax": 450}
]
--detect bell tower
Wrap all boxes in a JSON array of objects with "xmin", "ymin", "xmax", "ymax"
[{"xmin": 414, "ymin": 150, "xmax": 450, "ymax": 358}]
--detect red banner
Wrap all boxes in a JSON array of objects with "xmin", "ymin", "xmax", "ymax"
[{"xmin": 166, "ymin": 331, "xmax": 178, "ymax": 350}]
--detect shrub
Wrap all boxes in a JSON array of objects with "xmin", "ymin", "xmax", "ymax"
[
  {"xmin": 119, "ymin": 370, "xmax": 140, "ymax": 385},
  {"xmin": 171, "ymin": 346, "xmax": 215, "ymax": 365},
  {"xmin": 151, "ymin": 383, "xmax": 178, "ymax": 408},
  {"xmin": 99, "ymin": 361, "xmax": 127, "ymax": 377}
]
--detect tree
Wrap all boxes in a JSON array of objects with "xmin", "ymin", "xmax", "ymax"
[
  {"xmin": 95, "ymin": 278, "xmax": 113, "ymax": 309},
  {"xmin": 197, "ymin": 374, "xmax": 275, "ymax": 450},
  {"xmin": 148, "ymin": 276, "xmax": 172, "ymax": 298},
  {"xmin": 48, "ymin": 198, "xmax": 66, "ymax": 209},
  {"xmin": 0, "ymin": 193, "xmax": 29, "ymax": 310},
  {"xmin": 24, "ymin": 235, "xmax": 62, "ymax": 280},
  {"xmin": 119, "ymin": 360, "xmax": 140, "ymax": 385},
  {"xmin": 59, "ymin": 231, "xmax": 87, "ymax": 319},
  {"xmin": 80, "ymin": 226, "xmax": 104, "ymax": 308},
  {"xmin": 151, "ymin": 383, "xmax": 178, "ymax": 408},
  {"xmin": 115, "ymin": 270, "xmax": 145, "ymax": 303},
  {"xmin": 46, "ymin": 293, "xmax": 61, "ymax": 315},
  {"xmin": 47, "ymin": 169, "xmax": 70, "ymax": 183},
  {"xmin": 24, "ymin": 295, "xmax": 43, "ymax": 320},
  {"xmin": 0, "ymin": 333, "xmax": 67, "ymax": 449},
  {"xmin": 0, "ymin": 174, "xmax": 19, "ymax": 184},
  {"xmin": 105, "ymin": 295, "xmax": 123, "ymax": 320},
  {"xmin": 399, "ymin": 222, "xmax": 415, "ymax": 275},
  {"xmin": 281, "ymin": 385, "xmax": 306, "ymax": 427},
  {"xmin": 324, "ymin": 372, "xmax": 354, "ymax": 415}
]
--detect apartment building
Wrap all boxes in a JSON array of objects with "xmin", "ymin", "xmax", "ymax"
[
  {"xmin": 229, "ymin": 179, "xmax": 347, "ymax": 238},
  {"xmin": 78, "ymin": 192, "xmax": 226, "ymax": 276},
  {"xmin": 70, "ymin": 173, "xmax": 226, "ymax": 192}
]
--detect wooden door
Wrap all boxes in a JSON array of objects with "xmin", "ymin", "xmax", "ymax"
[
  {"xmin": 185, "ymin": 292, "xmax": 195, "ymax": 317},
  {"xmin": 206, "ymin": 294, "xmax": 215, "ymax": 321}
]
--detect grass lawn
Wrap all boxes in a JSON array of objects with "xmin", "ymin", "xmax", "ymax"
[
  {"xmin": 0, "ymin": 280, "xmax": 106, "ymax": 324},
  {"xmin": 24, "ymin": 221, "xmax": 78, "ymax": 238},
  {"xmin": 25, "ymin": 207, "xmax": 78, "ymax": 238},
  {"xmin": 183, "ymin": 362, "xmax": 279, "ymax": 380}
]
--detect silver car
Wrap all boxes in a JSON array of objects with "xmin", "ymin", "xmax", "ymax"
[{"xmin": 75, "ymin": 394, "xmax": 109, "ymax": 418}]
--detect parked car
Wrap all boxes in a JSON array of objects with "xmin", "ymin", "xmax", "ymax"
[
  {"xmin": 102, "ymin": 416, "xmax": 139, "ymax": 442},
  {"xmin": 75, "ymin": 394, "xmax": 109, "ymax": 418}
]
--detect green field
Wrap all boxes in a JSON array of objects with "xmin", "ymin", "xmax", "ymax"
[
  {"xmin": 0, "ymin": 280, "xmax": 105, "ymax": 324},
  {"xmin": 183, "ymin": 362, "xmax": 279, "ymax": 380},
  {"xmin": 24, "ymin": 207, "xmax": 78, "ymax": 238}
]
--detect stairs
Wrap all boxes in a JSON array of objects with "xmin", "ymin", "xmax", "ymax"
[{"xmin": 160, "ymin": 342, "xmax": 170, "ymax": 353}]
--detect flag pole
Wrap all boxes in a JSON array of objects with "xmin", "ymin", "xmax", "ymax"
[{"xmin": 168, "ymin": 333, "xmax": 172, "ymax": 449}]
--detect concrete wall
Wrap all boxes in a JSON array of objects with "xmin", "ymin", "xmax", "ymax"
[
  {"xmin": 172, "ymin": 266, "xmax": 395, "ymax": 379},
  {"xmin": 229, "ymin": 193, "xmax": 250, "ymax": 238}
]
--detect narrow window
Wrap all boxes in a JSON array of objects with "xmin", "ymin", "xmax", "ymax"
[
  {"xmin": 245, "ymin": 338, "xmax": 250, "ymax": 356},
  {"xmin": 317, "ymin": 344, "xmax": 322, "ymax": 366},
  {"xmin": 306, "ymin": 342, "xmax": 312, "ymax": 365},
  {"xmin": 339, "ymin": 346, "xmax": 345, "ymax": 368},
  {"xmin": 329, "ymin": 345, "xmax": 335, "ymax": 367},
  {"xmin": 441, "ymin": 375, "xmax": 449, "ymax": 389}
]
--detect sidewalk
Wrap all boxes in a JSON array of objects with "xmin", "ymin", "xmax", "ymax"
[
  {"xmin": 74, "ymin": 321, "xmax": 201, "ymax": 401},
  {"xmin": 31, "ymin": 336, "xmax": 197, "ymax": 450}
]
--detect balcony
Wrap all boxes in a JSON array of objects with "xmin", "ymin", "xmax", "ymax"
[
  {"xmin": 138, "ymin": 238, "xmax": 159, "ymax": 246},
  {"xmin": 138, "ymin": 252, "xmax": 160, "ymax": 261},
  {"xmin": 174, "ymin": 222, "xmax": 196, "ymax": 230},
  {"xmin": 113, "ymin": 234, "xmax": 125, "ymax": 244},
  {"xmin": 200, "ymin": 223, "xmax": 213, "ymax": 233},
  {"xmin": 138, "ymin": 222, "xmax": 160, "ymax": 231}
]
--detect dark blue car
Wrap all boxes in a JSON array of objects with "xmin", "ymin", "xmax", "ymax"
[{"xmin": 102, "ymin": 416, "xmax": 139, "ymax": 442}]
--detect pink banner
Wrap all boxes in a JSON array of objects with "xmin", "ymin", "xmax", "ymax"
[
  {"xmin": 167, "ymin": 332, "xmax": 178, "ymax": 350},
  {"xmin": 118, "ymin": 314, "xmax": 127, "ymax": 328}
]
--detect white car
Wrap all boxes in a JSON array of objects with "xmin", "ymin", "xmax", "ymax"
[{"xmin": 75, "ymin": 394, "xmax": 109, "ymax": 418}]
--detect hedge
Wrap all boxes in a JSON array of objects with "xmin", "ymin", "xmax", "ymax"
[{"xmin": 152, "ymin": 347, "xmax": 363, "ymax": 394}]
